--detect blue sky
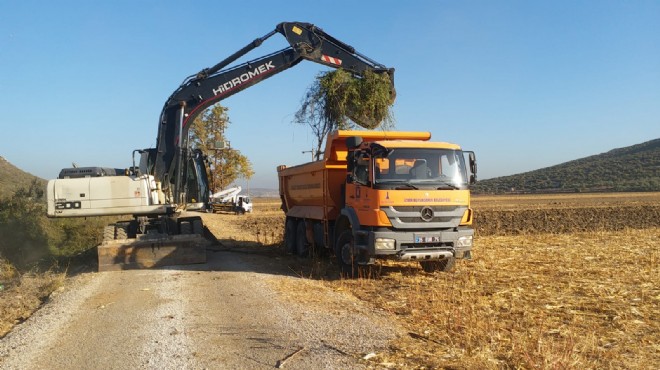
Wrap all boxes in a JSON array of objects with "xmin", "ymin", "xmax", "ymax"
[{"xmin": 1, "ymin": 1, "xmax": 658, "ymax": 189}]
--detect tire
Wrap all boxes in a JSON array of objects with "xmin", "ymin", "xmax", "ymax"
[
  {"xmin": 180, "ymin": 221, "xmax": 192, "ymax": 235},
  {"xmin": 296, "ymin": 220, "xmax": 309, "ymax": 257},
  {"xmin": 284, "ymin": 218, "xmax": 297, "ymax": 254},
  {"xmin": 419, "ymin": 257, "xmax": 455, "ymax": 273},
  {"xmin": 336, "ymin": 230, "xmax": 359, "ymax": 278},
  {"xmin": 103, "ymin": 225, "xmax": 115, "ymax": 241},
  {"xmin": 192, "ymin": 219, "xmax": 204, "ymax": 235},
  {"xmin": 115, "ymin": 224, "xmax": 128, "ymax": 240}
]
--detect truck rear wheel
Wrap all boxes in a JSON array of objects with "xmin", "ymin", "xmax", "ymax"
[
  {"xmin": 419, "ymin": 257, "xmax": 455, "ymax": 273},
  {"xmin": 284, "ymin": 218, "xmax": 296, "ymax": 254},
  {"xmin": 296, "ymin": 220, "xmax": 309, "ymax": 257},
  {"xmin": 336, "ymin": 230, "xmax": 359, "ymax": 278}
]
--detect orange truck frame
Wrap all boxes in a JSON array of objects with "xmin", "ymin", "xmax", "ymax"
[{"xmin": 278, "ymin": 130, "xmax": 477, "ymax": 276}]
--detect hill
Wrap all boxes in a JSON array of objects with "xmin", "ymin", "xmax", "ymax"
[
  {"xmin": 0, "ymin": 156, "xmax": 45, "ymax": 199},
  {"xmin": 473, "ymin": 138, "xmax": 660, "ymax": 194}
]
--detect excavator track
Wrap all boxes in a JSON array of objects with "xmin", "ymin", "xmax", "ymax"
[{"xmin": 97, "ymin": 215, "xmax": 209, "ymax": 271}]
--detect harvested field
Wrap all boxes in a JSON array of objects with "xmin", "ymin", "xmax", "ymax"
[
  {"xmin": 210, "ymin": 194, "xmax": 660, "ymax": 368},
  {"xmin": 474, "ymin": 192, "xmax": 660, "ymax": 235}
]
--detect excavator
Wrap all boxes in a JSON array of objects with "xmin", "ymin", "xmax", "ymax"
[{"xmin": 46, "ymin": 22, "xmax": 395, "ymax": 270}]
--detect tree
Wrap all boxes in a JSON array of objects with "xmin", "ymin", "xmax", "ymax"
[
  {"xmin": 189, "ymin": 104, "xmax": 254, "ymax": 192},
  {"xmin": 0, "ymin": 180, "xmax": 50, "ymax": 269},
  {"xmin": 294, "ymin": 69, "xmax": 395, "ymax": 159}
]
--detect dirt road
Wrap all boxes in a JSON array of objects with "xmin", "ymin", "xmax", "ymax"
[{"xmin": 0, "ymin": 247, "xmax": 400, "ymax": 369}]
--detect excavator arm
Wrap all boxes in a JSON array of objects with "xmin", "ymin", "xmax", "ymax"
[{"xmin": 154, "ymin": 21, "xmax": 395, "ymax": 206}]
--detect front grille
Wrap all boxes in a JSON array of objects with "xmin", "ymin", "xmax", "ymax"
[
  {"xmin": 391, "ymin": 205, "xmax": 461, "ymax": 213},
  {"xmin": 381, "ymin": 205, "xmax": 467, "ymax": 229},
  {"xmin": 399, "ymin": 216, "xmax": 456, "ymax": 223}
]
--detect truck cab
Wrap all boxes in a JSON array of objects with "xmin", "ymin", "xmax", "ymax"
[
  {"xmin": 278, "ymin": 130, "xmax": 477, "ymax": 277},
  {"xmin": 342, "ymin": 136, "xmax": 476, "ymax": 272}
]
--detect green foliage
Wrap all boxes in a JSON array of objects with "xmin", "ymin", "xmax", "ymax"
[
  {"xmin": 295, "ymin": 69, "xmax": 396, "ymax": 159},
  {"xmin": 0, "ymin": 180, "xmax": 105, "ymax": 271},
  {"xmin": 474, "ymin": 138, "xmax": 660, "ymax": 194},
  {"xmin": 190, "ymin": 104, "xmax": 254, "ymax": 192},
  {"xmin": 0, "ymin": 181, "xmax": 51, "ymax": 269},
  {"xmin": 46, "ymin": 217, "xmax": 107, "ymax": 258},
  {"xmin": 0, "ymin": 156, "xmax": 45, "ymax": 199}
]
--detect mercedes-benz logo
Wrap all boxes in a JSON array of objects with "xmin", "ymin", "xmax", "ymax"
[{"xmin": 420, "ymin": 207, "xmax": 434, "ymax": 222}]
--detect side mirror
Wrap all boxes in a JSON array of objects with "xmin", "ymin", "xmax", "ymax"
[
  {"xmin": 346, "ymin": 136, "xmax": 363, "ymax": 150},
  {"xmin": 467, "ymin": 151, "xmax": 477, "ymax": 184},
  {"xmin": 370, "ymin": 143, "xmax": 391, "ymax": 158},
  {"xmin": 346, "ymin": 151, "xmax": 356, "ymax": 172}
]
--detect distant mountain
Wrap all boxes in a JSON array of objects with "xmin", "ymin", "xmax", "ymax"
[
  {"xmin": 246, "ymin": 187, "xmax": 280, "ymax": 198},
  {"xmin": 0, "ymin": 156, "xmax": 45, "ymax": 199},
  {"xmin": 473, "ymin": 138, "xmax": 660, "ymax": 194}
]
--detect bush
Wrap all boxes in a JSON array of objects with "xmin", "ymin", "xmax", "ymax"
[
  {"xmin": 0, "ymin": 181, "xmax": 51, "ymax": 269},
  {"xmin": 0, "ymin": 180, "xmax": 105, "ymax": 271}
]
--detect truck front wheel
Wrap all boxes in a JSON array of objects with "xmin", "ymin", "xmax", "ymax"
[
  {"xmin": 419, "ymin": 258, "xmax": 455, "ymax": 273},
  {"xmin": 336, "ymin": 230, "xmax": 359, "ymax": 278}
]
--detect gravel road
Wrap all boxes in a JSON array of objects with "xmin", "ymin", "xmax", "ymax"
[{"xmin": 0, "ymin": 249, "xmax": 401, "ymax": 369}]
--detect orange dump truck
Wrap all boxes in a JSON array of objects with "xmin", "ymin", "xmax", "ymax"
[{"xmin": 277, "ymin": 130, "xmax": 477, "ymax": 276}]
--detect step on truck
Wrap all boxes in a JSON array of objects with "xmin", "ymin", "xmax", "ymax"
[{"xmin": 278, "ymin": 130, "xmax": 477, "ymax": 277}]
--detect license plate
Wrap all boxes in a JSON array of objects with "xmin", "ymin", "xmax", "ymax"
[{"xmin": 415, "ymin": 235, "xmax": 440, "ymax": 243}]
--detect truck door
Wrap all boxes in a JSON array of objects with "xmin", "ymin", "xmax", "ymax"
[{"xmin": 347, "ymin": 156, "xmax": 373, "ymax": 220}]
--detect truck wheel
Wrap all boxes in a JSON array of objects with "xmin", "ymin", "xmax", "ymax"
[
  {"xmin": 419, "ymin": 257, "xmax": 455, "ymax": 273},
  {"xmin": 284, "ymin": 218, "xmax": 296, "ymax": 254},
  {"xmin": 336, "ymin": 230, "xmax": 359, "ymax": 278},
  {"xmin": 296, "ymin": 220, "xmax": 309, "ymax": 257}
]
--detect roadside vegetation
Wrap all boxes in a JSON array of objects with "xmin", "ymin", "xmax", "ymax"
[{"xmin": 0, "ymin": 181, "xmax": 107, "ymax": 337}]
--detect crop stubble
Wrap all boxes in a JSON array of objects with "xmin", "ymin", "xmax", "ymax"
[{"xmin": 217, "ymin": 193, "xmax": 659, "ymax": 368}]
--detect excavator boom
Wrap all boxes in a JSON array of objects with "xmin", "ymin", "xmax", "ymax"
[
  {"xmin": 46, "ymin": 22, "xmax": 394, "ymax": 271},
  {"xmin": 154, "ymin": 22, "xmax": 395, "ymax": 207}
]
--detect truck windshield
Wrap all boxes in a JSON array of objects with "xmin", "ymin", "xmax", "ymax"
[{"xmin": 373, "ymin": 148, "xmax": 468, "ymax": 189}]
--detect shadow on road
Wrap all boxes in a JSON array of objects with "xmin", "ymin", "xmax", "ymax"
[{"xmin": 63, "ymin": 235, "xmax": 428, "ymax": 282}]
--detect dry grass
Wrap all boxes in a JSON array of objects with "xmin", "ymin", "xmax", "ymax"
[
  {"xmin": 3, "ymin": 194, "xmax": 658, "ymax": 368},
  {"xmin": 214, "ymin": 194, "xmax": 660, "ymax": 368},
  {"xmin": 329, "ymin": 229, "xmax": 659, "ymax": 368},
  {"xmin": 0, "ymin": 258, "xmax": 65, "ymax": 338}
]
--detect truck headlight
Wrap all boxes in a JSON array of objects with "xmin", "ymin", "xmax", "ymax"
[
  {"xmin": 457, "ymin": 236, "xmax": 473, "ymax": 248},
  {"xmin": 375, "ymin": 238, "xmax": 396, "ymax": 250}
]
